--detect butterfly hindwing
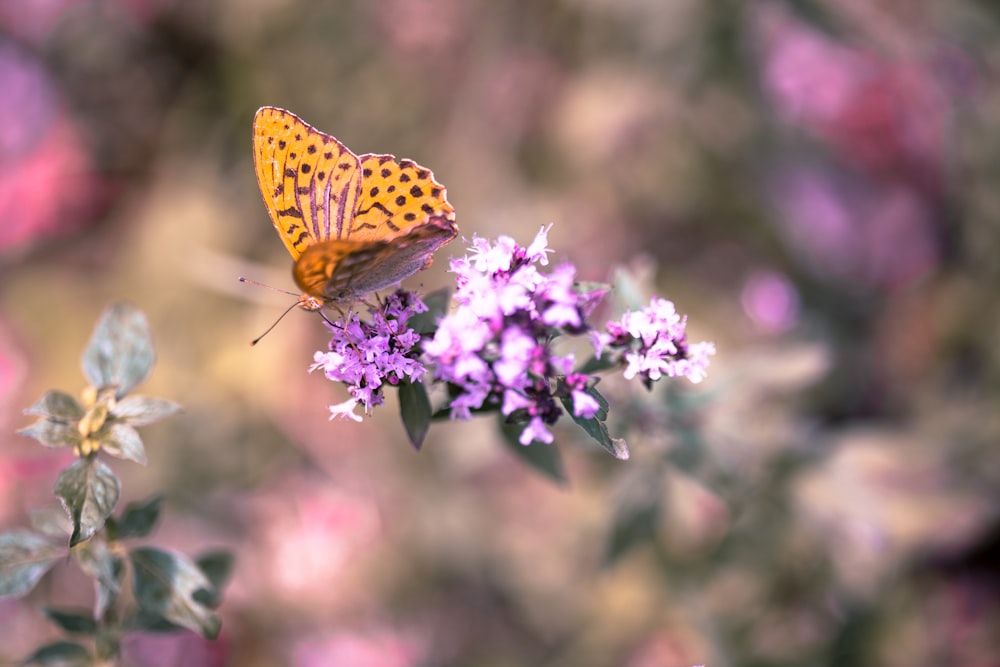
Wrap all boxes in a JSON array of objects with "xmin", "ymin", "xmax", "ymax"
[{"xmin": 294, "ymin": 221, "xmax": 457, "ymax": 301}]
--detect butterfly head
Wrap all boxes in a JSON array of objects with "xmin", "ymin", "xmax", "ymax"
[{"xmin": 297, "ymin": 293, "xmax": 326, "ymax": 311}]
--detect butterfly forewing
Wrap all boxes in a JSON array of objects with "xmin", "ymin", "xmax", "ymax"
[
  {"xmin": 352, "ymin": 154, "xmax": 455, "ymax": 242},
  {"xmin": 252, "ymin": 107, "xmax": 362, "ymax": 260}
]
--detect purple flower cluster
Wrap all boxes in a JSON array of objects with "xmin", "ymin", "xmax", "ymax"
[
  {"xmin": 422, "ymin": 225, "xmax": 608, "ymax": 445},
  {"xmin": 310, "ymin": 292, "xmax": 428, "ymax": 422},
  {"xmin": 309, "ymin": 227, "xmax": 714, "ymax": 451},
  {"xmin": 594, "ymin": 296, "xmax": 715, "ymax": 388}
]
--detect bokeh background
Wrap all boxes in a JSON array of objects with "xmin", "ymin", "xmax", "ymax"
[{"xmin": 2, "ymin": 0, "xmax": 999, "ymax": 665}]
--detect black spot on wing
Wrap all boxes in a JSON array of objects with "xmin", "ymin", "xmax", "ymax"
[{"xmin": 277, "ymin": 207, "xmax": 304, "ymax": 219}]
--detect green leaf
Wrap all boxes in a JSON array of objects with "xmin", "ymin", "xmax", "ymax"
[
  {"xmin": 28, "ymin": 506, "xmax": 72, "ymax": 538},
  {"xmin": 111, "ymin": 396, "xmax": 181, "ymax": 427},
  {"xmin": 131, "ymin": 610, "xmax": 183, "ymax": 633},
  {"xmin": 44, "ymin": 608, "xmax": 98, "ymax": 635},
  {"xmin": 24, "ymin": 391, "xmax": 84, "ymax": 421},
  {"xmin": 559, "ymin": 388, "xmax": 629, "ymax": 460},
  {"xmin": 18, "ymin": 419, "xmax": 81, "ymax": 449},
  {"xmin": 194, "ymin": 550, "xmax": 235, "ymax": 608},
  {"xmin": 111, "ymin": 495, "xmax": 163, "ymax": 540},
  {"xmin": 73, "ymin": 539, "xmax": 124, "ymax": 617},
  {"xmin": 81, "ymin": 303, "xmax": 155, "ymax": 398},
  {"xmin": 611, "ymin": 266, "xmax": 651, "ymax": 311},
  {"xmin": 55, "ymin": 458, "xmax": 121, "ymax": 547},
  {"xmin": 407, "ymin": 288, "xmax": 450, "ymax": 334},
  {"xmin": 20, "ymin": 640, "xmax": 91, "ymax": 666},
  {"xmin": 129, "ymin": 547, "xmax": 222, "ymax": 639},
  {"xmin": 499, "ymin": 419, "xmax": 566, "ymax": 483},
  {"xmin": 575, "ymin": 355, "xmax": 617, "ymax": 375},
  {"xmin": 100, "ymin": 422, "xmax": 147, "ymax": 465},
  {"xmin": 398, "ymin": 380, "xmax": 432, "ymax": 450},
  {"xmin": 0, "ymin": 531, "xmax": 64, "ymax": 598}
]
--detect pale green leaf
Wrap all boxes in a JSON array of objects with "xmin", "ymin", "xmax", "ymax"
[
  {"xmin": 100, "ymin": 422, "xmax": 147, "ymax": 465},
  {"xmin": 55, "ymin": 459, "xmax": 120, "ymax": 547},
  {"xmin": 112, "ymin": 396, "xmax": 181, "ymax": 427},
  {"xmin": 81, "ymin": 303, "xmax": 154, "ymax": 398},
  {"xmin": 130, "ymin": 547, "xmax": 221, "ymax": 639},
  {"xmin": 24, "ymin": 390, "xmax": 84, "ymax": 421},
  {"xmin": 0, "ymin": 531, "xmax": 64, "ymax": 598}
]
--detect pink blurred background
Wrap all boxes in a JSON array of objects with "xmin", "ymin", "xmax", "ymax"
[{"xmin": 2, "ymin": 0, "xmax": 998, "ymax": 665}]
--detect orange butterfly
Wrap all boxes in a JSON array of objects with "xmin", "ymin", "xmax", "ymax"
[{"xmin": 252, "ymin": 106, "xmax": 457, "ymax": 311}]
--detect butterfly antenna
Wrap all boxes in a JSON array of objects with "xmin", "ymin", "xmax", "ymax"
[
  {"xmin": 239, "ymin": 276, "xmax": 299, "ymax": 298},
  {"xmin": 250, "ymin": 301, "xmax": 300, "ymax": 347}
]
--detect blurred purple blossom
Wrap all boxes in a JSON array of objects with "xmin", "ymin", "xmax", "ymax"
[
  {"xmin": 756, "ymin": 9, "xmax": 960, "ymax": 290},
  {"xmin": 741, "ymin": 270, "xmax": 800, "ymax": 333},
  {"xmin": 758, "ymin": 10, "xmax": 955, "ymax": 187},
  {"xmin": 771, "ymin": 166, "xmax": 939, "ymax": 289},
  {"xmin": 295, "ymin": 629, "xmax": 421, "ymax": 667},
  {"xmin": 0, "ymin": 45, "xmax": 105, "ymax": 256},
  {"xmin": 122, "ymin": 631, "xmax": 228, "ymax": 667}
]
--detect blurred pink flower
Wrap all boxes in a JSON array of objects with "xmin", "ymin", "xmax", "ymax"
[
  {"xmin": 368, "ymin": 0, "xmax": 466, "ymax": 61},
  {"xmin": 741, "ymin": 270, "xmax": 800, "ymax": 333},
  {"xmin": 0, "ymin": 45, "xmax": 106, "ymax": 257},
  {"xmin": 248, "ymin": 484, "xmax": 380, "ymax": 607},
  {"xmin": 757, "ymin": 10, "xmax": 956, "ymax": 192},
  {"xmin": 770, "ymin": 166, "xmax": 939, "ymax": 289},
  {"xmin": 0, "ymin": 0, "xmax": 79, "ymax": 42},
  {"xmin": 625, "ymin": 629, "xmax": 702, "ymax": 667},
  {"xmin": 122, "ymin": 630, "xmax": 229, "ymax": 667},
  {"xmin": 0, "ymin": 322, "xmax": 26, "ymax": 416},
  {"xmin": 0, "ymin": 0, "xmax": 171, "ymax": 41},
  {"xmin": 294, "ymin": 629, "xmax": 422, "ymax": 667}
]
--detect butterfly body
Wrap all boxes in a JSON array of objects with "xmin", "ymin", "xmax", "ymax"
[{"xmin": 252, "ymin": 107, "xmax": 457, "ymax": 307}]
